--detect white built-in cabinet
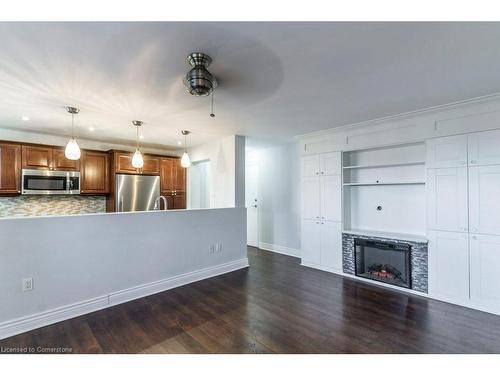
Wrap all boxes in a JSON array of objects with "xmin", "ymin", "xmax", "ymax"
[
  {"xmin": 428, "ymin": 230, "xmax": 470, "ymax": 304},
  {"xmin": 427, "ymin": 130, "xmax": 500, "ymax": 313},
  {"xmin": 301, "ymin": 152, "xmax": 343, "ymax": 272}
]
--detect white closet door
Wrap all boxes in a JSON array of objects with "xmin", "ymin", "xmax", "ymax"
[
  {"xmin": 319, "ymin": 152, "xmax": 341, "ymax": 176},
  {"xmin": 301, "ymin": 219, "xmax": 321, "ymax": 265},
  {"xmin": 320, "ymin": 175, "xmax": 342, "ymax": 222},
  {"xmin": 468, "ymin": 129, "xmax": 500, "ymax": 166},
  {"xmin": 426, "ymin": 167, "xmax": 468, "ymax": 232},
  {"xmin": 426, "ymin": 135, "xmax": 468, "ymax": 169},
  {"xmin": 428, "ymin": 230, "xmax": 469, "ymax": 304},
  {"xmin": 469, "ymin": 165, "xmax": 500, "ymax": 235},
  {"xmin": 302, "ymin": 176, "xmax": 320, "ymax": 220},
  {"xmin": 302, "ymin": 155, "xmax": 320, "ymax": 177},
  {"xmin": 320, "ymin": 221, "xmax": 342, "ymax": 272},
  {"xmin": 470, "ymin": 234, "xmax": 500, "ymax": 309}
]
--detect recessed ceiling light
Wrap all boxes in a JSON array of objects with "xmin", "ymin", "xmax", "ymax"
[
  {"xmin": 88, "ymin": 127, "xmax": 95, "ymax": 132},
  {"xmin": 139, "ymin": 135, "xmax": 144, "ymax": 140},
  {"xmin": 21, "ymin": 116, "xmax": 29, "ymax": 121},
  {"xmin": 177, "ymin": 140, "xmax": 182, "ymax": 145}
]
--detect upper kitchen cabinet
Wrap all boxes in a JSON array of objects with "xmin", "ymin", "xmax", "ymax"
[
  {"xmin": 468, "ymin": 129, "xmax": 500, "ymax": 166},
  {"xmin": 22, "ymin": 145, "xmax": 53, "ymax": 170},
  {"xmin": 80, "ymin": 150, "xmax": 110, "ymax": 195},
  {"xmin": 469, "ymin": 165, "xmax": 500, "ymax": 236},
  {"xmin": 0, "ymin": 142, "xmax": 21, "ymax": 195},
  {"xmin": 302, "ymin": 155, "xmax": 320, "ymax": 177},
  {"xmin": 160, "ymin": 157, "xmax": 174, "ymax": 192},
  {"xmin": 52, "ymin": 148, "xmax": 80, "ymax": 171},
  {"xmin": 113, "ymin": 151, "xmax": 160, "ymax": 175},
  {"xmin": 173, "ymin": 159, "xmax": 186, "ymax": 192},
  {"xmin": 426, "ymin": 135, "xmax": 468, "ymax": 168},
  {"xmin": 22, "ymin": 145, "xmax": 79, "ymax": 171}
]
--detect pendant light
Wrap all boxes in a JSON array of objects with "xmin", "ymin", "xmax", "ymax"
[
  {"xmin": 131, "ymin": 120, "xmax": 144, "ymax": 169},
  {"xmin": 64, "ymin": 106, "xmax": 81, "ymax": 160},
  {"xmin": 181, "ymin": 130, "xmax": 191, "ymax": 168}
]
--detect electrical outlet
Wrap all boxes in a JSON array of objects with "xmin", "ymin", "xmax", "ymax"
[{"xmin": 22, "ymin": 277, "xmax": 33, "ymax": 292}]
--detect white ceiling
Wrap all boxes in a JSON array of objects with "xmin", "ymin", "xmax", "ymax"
[{"xmin": 1, "ymin": 22, "xmax": 500, "ymax": 150}]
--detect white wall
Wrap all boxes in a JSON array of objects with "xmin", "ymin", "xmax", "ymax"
[
  {"xmin": 189, "ymin": 135, "xmax": 245, "ymax": 208},
  {"xmin": 0, "ymin": 208, "xmax": 248, "ymax": 339},
  {"xmin": 247, "ymin": 141, "xmax": 301, "ymax": 256}
]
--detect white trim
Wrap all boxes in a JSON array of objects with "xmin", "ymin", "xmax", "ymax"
[
  {"xmin": 259, "ymin": 242, "xmax": 300, "ymax": 258},
  {"xmin": 295, "ymin": 92, "xmax": 500, "ymax": 140},
  {"xmin": 0, "ymin": 258, "xmax": 249, "ymax": 340}
]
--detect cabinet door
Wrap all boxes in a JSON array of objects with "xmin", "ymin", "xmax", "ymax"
[
  {"xmin": 302, "ymin": 176, "xmax": 320, "ymax": 220},
  {"xmin": 22, "ymin": 145, "xmax": 53, "ymax": 170},
  {"xmin": 320, "ymin": 221, "xmax": 342, "ymax": 272},
  {"xmin": 469, "ymin": 165, "xmax": 500, "ymax": 235},
  {"xmin": 470, "ymin": 234, "xmax": 500, "ymax": 308},
  {"xmin": 173, "ymin": 159, "xmax": 186, "ymax": 192},
  {"xmin": 468, "ymin": 129, "xmax": 500, "ymax": 166},
  {"xmin": 80, "ymin": 151, "xmax": 109, "ymax": 194},
  {"xmin": 320, "ymin": 175, "xmax": 342, "ymax": 222},
  {"xmin": 428, "ymin": 230, "xmax": 469, "ymax": 304},
  {"xmin": 426, "ymin": 135, "xmax": 468, "ymax": 168},
  {"xmin": 114, "ymin": 152, "xmax": 137, "ymax": 173},
  {"xmin": 301, "ymin": 219, "xmax": 321, "ymax": 265},
  {"xmin": 319, "ymin": 152, "xmax": 341, "ymax": 176},
  {"xmin": 160, "ymin": 158, "xmax": 174, "ymax": 192},
  {"xmin": 173, "ymin": 192, "xmax": 186, "ymax": 209},
  {"xmin": 302, "ymin": 155, "xmax": 320, "ymax": 177},
  {"xmin": 52, "ymin": 148, "xmax": 80, "ymax": 171},
  {"xmin": 426, "ymin": 167, "xmax": 468, "ymax": 232},
  {"xmin": 141, "ymin": 156, "xmax": 160, "ymax": 175},
  {"xmin": 0, "ymin": 142, "xmax": 21, "ymax": 194}
]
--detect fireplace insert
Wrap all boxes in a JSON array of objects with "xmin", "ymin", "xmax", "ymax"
[{"xmin": 354, "ymin": 238, "xmax": 411, "ymax": 288}]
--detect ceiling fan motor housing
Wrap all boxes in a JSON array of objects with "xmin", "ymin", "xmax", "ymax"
[{"xmin": 183, "ymin": 52, "xmax": 217, "ymax": 96}]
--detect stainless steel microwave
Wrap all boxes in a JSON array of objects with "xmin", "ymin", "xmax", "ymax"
[{"xmin": 21, "ymin": 169, "xmax": 80, "ymax": 195}]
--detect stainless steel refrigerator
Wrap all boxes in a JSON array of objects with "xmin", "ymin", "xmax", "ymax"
[{"xmin": 115, "ymin": 174, "xmax": 160, "ymax": 212}]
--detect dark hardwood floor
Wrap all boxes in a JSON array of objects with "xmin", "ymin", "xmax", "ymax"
[{"xmin": 2, "ymin": 246, "xmax": 500, "ymax": 353}]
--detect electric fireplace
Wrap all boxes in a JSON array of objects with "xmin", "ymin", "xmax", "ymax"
[{"xmin": 354, "ymin": 238, "xmax": 411, "ymax": 288}]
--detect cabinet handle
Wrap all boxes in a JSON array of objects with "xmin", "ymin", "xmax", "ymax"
[
  {"xmin": 316, "ymin": 216, "xmax": 320, "ymax": 219},
  {"xmin": 321, "ymin": 171, "xmax": 324, "ymax": 174},
  {"xmin": 320, "ymin": 222, "xmax": 324, "ymax": 224},
  {"xmin": 470, "ymin": 160, "xmax": 477, "ymax": 164}
]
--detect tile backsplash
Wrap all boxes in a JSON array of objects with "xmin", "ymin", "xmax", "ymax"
[{"xmin": 0, "ymin": 195, "xmax": 106, "ymax": 218}]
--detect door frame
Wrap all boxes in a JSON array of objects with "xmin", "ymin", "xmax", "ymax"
[{"xmin": 245, "ymin": 161, "xmax": 260, "ymax": 248}]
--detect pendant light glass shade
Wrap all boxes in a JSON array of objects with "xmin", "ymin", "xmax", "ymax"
[
  {"xmin": 65, "ymin": 106, "xmax": 81, "ymax": 160},
  {"xmin": 181, "ymin": 130, "xmax": 191, "ymax": 168},
  {"xmin": 65, "ymin": 138, "xmax": 81, "ymax": 160},
  {"xmin": 181, "ymin": 151, "xmax": 191, "ymax": 168},
  {"xmin": 132, "ymin": 149, "xmax": 144, "ymax": 168}
]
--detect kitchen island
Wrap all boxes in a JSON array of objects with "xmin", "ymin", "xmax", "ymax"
[{"xmin": 0, "ymin": 207, "xmax": 248, "ymax": 339}]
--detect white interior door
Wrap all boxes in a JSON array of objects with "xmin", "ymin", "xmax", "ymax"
[
  {"xmin": 426, "ymin": 167, "xmax": 468, "ymax": 232},
  {"xmin": 428, "ymin": 230, "xmax": 470, "ymax": 304},
  {"xmin": 245, "ymin": 162, "xmax": 259, "ymax": 247},
  {"xmin": 426, "ymin": 135, "xmax": 468, "ymax": 168},
  {"xmin": 469, "ymin": 165, "xmax": 500, "ymax": 235}
]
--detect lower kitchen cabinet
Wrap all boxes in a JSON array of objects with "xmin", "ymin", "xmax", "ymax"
[
  {"xmin": 0, "ymin": 142, "xmax": 21, "ymax": 194},
  {"xmin": 428, "ymin": 230, "xmax": 470, "ymax": 304},
  {"xmin": 301, "ymin": 219, "xmax": 342, "ymax": 272},
  {"xmin": 173, "ymin": 192, "xmax": 186, "ymax": 209},
  {"xmin": 470, "ymin": 234, "xmax": 500, "ymax": 309}
]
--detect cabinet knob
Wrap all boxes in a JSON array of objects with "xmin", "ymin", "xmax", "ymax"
[
  {"xmin": 472, "ymin": 235, "xmax": 477, "ymax": 240},
  {"xmin": 316, "ymin": 222, "xmax": 320, "ymax": 224},
  {"xmin": 472, "ymin": 228, "xmax": 478, "ymax": 232},
  {"xmin": 320, "ymin": 222, "xmax": 324, "ymax": 224},
  {"xmin": 470, "ymin": 160, "xmax": 477, "ymax": 164}
]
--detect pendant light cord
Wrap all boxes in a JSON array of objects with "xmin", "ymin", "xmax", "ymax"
[
  {"xmin": 71, "ymin": 113, "xmax": 74, "ymax": 139},
  {"xmin": 136, "ymin": 124, "xmax": 139, "ymax": 149}
]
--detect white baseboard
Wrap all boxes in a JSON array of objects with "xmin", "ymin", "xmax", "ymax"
[
  {"xmin": 259, "ymin": 242, "xmax": 300, "ymax": 258},
  {"xmin": 0, "ymin": 258, "xmax": 249, "ymax": 340}
]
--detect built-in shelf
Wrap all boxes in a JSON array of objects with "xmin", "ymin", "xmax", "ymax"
[
  {"xmin": 343, "ymin": 180, "xmax": 426, "ymax": 186},
  {"xmin": 342, "ymin": 161, "xmax": 425, "ymax": 170}
]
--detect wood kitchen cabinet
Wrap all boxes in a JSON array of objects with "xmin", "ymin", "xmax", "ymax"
[
  {"xmin": 114, "ymin": 151, "xmax": 160, "ymax": 175},
  {"xmin": 0, "ymin": 142, "xmax": 21, "ymax": 195},
  {"xmin": 22, "ymin": 145, "xmax": 79, "ymax": 171},
  {"xmin": 160, "ymin": 157, "xmax": 186, "ymax": 209},
  {"xmin": 80, "ymin": 150, "xmax": 110, "ymax": 194},
  {"xmin": 160, "ymin": 157, "xmax": 174, "ymax": 192},
  {"xmin": 173, "ymin": 159, "xmax": 186, "ymax": 192}
]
